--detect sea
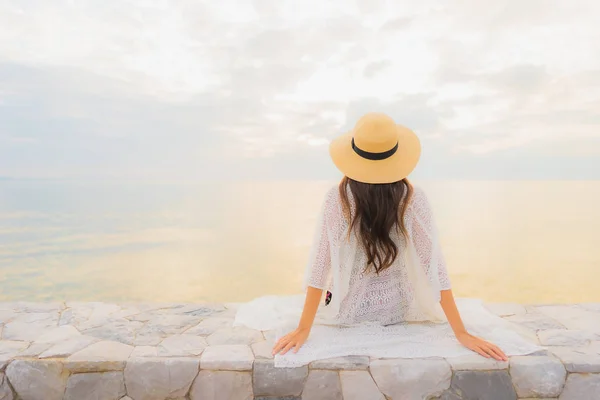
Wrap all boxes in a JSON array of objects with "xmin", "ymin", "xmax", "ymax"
[{"xmin": 1, "ymin": 180, "xmax": 598, "ymax": 304}]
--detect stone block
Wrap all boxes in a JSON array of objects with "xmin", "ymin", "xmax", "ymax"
[
  {"xmin": 310, "ymin": 356, "xmax": 369, "ymax": 370},
  {"xmin": 0, "ymin": 372, "xmax": 13, "ymax": 400},
  {"xmin": 201, "ymin": 345, "xmax": 254, "ymax": 371},
  {"xmin": 64, "ymin": 371, "xmax": 126, "ymax": 400},
  {"xmin": 509, "ymin": 356, "xmax": 566, "ymax": 398},
  {"xmin": 124, "ymin": 357, "xmax": 199, "ymax": 400},
  {"xmin": 5, "ymin": 360, "xmax": 68, "ymax": 400},
  {"xmin": 370, "ymin": 358, "xmax": 451, "ymax": 400},
  {"xmin": 252, "ymin": 359, "xmax": 308, "ymax": 397},
  {"xmin": 559, "ymin": 373, "xmax": 600, "ymax": 399},
  {"xmin": 189, "ymin": 370, "xmax": 253, "ymax": 400},
  {"xmin": 441, "ymin": 370, "xmax": 516, "ymax": 400},
  {"xmin": 302, "ymin": 370, "xmax": 342, "ymax": 400},
  {"xmin": 446, "ymin": 354, "xmax": 508, "ymax": 370},
  {"xmin": 339, "ymin": 370, "xmax": 384, "ymax": 400}
]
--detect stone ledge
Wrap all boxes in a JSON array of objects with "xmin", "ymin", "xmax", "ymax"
[{"xmin": 0, "ymin": 301, "xmax": 599, "ymax": 399}]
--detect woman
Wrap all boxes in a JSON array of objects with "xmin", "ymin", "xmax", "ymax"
[{"xmin": 271, "ymin": 112, "xmax": 508, "ymax": 361}]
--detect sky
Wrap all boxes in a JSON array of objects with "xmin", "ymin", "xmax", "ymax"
[{"xmin": 0, "ymin": 0, "xmax": 599, "ymax": 181}]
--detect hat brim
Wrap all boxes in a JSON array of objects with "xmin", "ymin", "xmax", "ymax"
[{"xmin": 329, "ymin": 125, "xmax": 421, "ymax": 184}]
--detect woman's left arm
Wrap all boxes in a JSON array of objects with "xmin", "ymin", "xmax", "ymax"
[{"xmin": 440, "ymin": 289, "xmax": 508, "ymax": 361}]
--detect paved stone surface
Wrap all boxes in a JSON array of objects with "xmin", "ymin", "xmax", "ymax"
[
  {"xmin": 40, "ymin": 336, "xmax": 99, "ymax": 359},
  {"xmin": 19, "ymin": 343, "xmax": 52, "ymax": 357},
  {"xmin": 251, "ymin": 340, "xmax": 274, "ymax": 360},
  {"xmin": 505, "ymin": 313, "xmax": 566, "ymax": 331},
  {"xmin": 510, "ymin": 356, "xmax": 566, "ymax": 398},
  {"xmin": 134, "ymin": 314, "xmax": 203, "ymax": 345},
  {"xmin": 185, "ymin": 317, "xmax": 234, "ymax": 335},
  {"xmin": 579, "ymin": 303, "xmax": 600, "ymax": 312},
  {"xmin": 129, "ymin": 346, "xmax": 158, "ymax": 358},
  {"xmin": 302, "ymin": 370, "xmax": 342, "ymax": 400},
  {"xmin": 35, "ymin": 325, "xmax": 81, "ymax": 344},
  {"xmin": 64, "ymin": 371, "xmax": 126, "ymax": 400},
  {"xmin": 253, "ymin": 359, "xmax": 308, "ymax": 397},
  {"xmin": 5, "ymin": 360, "xmax": 68, "ymax": 400},
  {"xmin": 310, "ymin": 356, "xmax": 370, "ymax": 370},
  {"xmin": 157, "ymin": 334, "xmax": 207, "ymax": 356},
  {"xmin": 340, "ymin": 370, "xmax": 385, "ymax": 400},
  {"xmin": 1, "ymin": 301, "xmax": 600, "ymax": 399},
  {"xmin": 66, "ymin": 341, "xmax": 134, "ymax": 372},
  {"xmin": 446, "ymin": 354, "xmax": 508, "ymax": 370},
  {"xmin": 370, "ymin": 358, "xmax": 452, "ymax": 400},
  {"xmin": 124, "ymin": 358, "xmax": 199, "ymax": 400},
  {"xmin": 0, "ymin": 341, "xmax": 29, "ymax": 359},
  {"xmin": 81, "ymin": 319, "xmax": 143, "ymax": 346},
  {"xmin": 538, "ymin": 329, "xmax": 597, "ymax": 346},
  {"xmin": 484, "ymin": 303, "xmax": 527, "ymax": 317},
  {"xmin": 190, "ymin": 370, "xmax": 253, "ymax": 400},
  {"xmin": 3, "ymin": 321, "xmax": 57, "ymax": 341},
  {"xmin": 441, "ymin": 370, "xmax": 517, "ymax": 400},
  {"xmin": 537, "ymin": 305, "xmax": 600, "ymax": 333},
  {"xmin": 559, "ymin": 373, "xmax": 600, "ymax": 399},
  {"xmin": 548, "ymin": 346, "xmax": 600, "ymax": 372},
  {"xmin": 201, "ymin": 345, "xmax": 254, "ymax": 371},
  {"xmin": 207, "ymin": 327, "xmax": 264, "ymax": 346}
]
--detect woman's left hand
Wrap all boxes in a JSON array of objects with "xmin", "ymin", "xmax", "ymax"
[
  {"xmin": 272, "ymin": 327, "xmax": 311, "ymax": 355},
  {"xmin": 456, "ymin": 332, "xmax": 508, "ymax": 361}
]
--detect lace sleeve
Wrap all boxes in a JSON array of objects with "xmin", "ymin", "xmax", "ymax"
[
  {"xmin": 303, "ymin": 187, "xmax": 340, "ymax": 290},
  {"xmin": 406, "ymin": 186, "xmax": 452, "ymax": 290}
]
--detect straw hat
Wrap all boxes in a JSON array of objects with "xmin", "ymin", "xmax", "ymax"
[{"xmin": 329, "ymin": 113, "xmax": 421, "ymax": 184}]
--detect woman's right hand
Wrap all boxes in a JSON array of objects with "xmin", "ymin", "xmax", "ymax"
[{"xmin": 456, "ymin": 332, "xmax": 508, "ymax": 361}]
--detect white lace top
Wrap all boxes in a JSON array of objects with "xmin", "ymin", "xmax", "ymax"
[{"xmin": 303, "ymin": 184, "xmax": 452, "ymax": 326}]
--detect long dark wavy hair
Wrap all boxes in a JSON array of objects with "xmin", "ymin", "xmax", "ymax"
[{"xmin": 339, "ymin": 176, "xmax": 413, "ymax": 274}]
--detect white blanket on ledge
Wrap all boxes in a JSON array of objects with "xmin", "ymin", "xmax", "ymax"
[{"xmin": 234, "ymin": 295, "xmax": 542, "ymax": 368}]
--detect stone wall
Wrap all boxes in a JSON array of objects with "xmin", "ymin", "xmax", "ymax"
[{"xmin": 0, "ymin": 301, "xmax": 599, "ymax": 399}]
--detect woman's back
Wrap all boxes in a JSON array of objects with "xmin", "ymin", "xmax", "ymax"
[{"xmin": 304, "ymin": 183, "xmax": 452, "ymax": 325}]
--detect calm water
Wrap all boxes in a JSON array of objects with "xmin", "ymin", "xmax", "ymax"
[{"xmin": 1, "ymin": 180, "xmax": 599, "ymax": 304}]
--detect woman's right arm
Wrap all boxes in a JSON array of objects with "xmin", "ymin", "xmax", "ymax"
[
  {"xmin": 273, "ymin": 187, "xmax": 337, "ymax": 355},
  {"xmin": 272, "ymin": 286, "xmax": 323, "ymax": 355}
]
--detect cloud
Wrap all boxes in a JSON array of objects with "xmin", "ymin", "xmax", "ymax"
[
  {"xmin": 0, "ymin": 0, "xmax": 599, "ymax": 180},
  {"xmin": 363, "ymin": 60, "xmax": 392, "ymax": 78}
]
